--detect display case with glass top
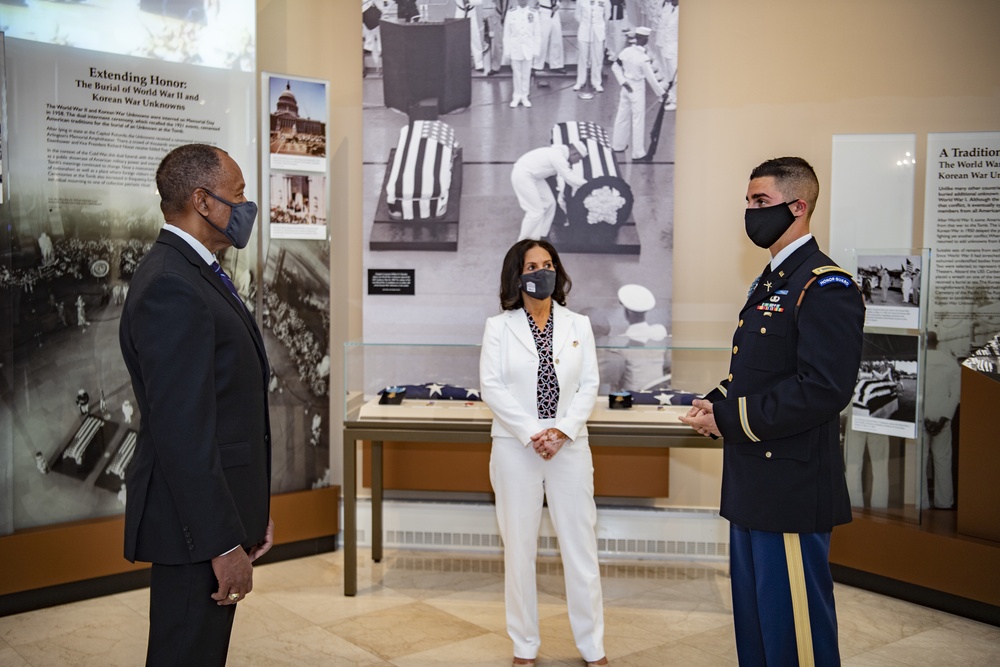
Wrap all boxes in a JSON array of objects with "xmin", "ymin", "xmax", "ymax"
[{"xmin": 343, "ymin": 340, "xmax": 731, "ymax": 428}]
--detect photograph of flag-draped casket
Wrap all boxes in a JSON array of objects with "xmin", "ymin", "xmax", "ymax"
[
  {"xmin": 852, "ymin": 376, "xmax": 900, "ymax": 419},
  {"xmin": 543, "ymin": 121, "xmax": 637, "ymax": 255},
  {"xmin": 50, "ymin": 415, "xmax": 117, "ymax": 480},
  {"xmin": 95, "ymin": 429, "xmax": 137, "ymax": 493},
  {"xmin": 370, "ymin": 120, "xmax": 464, "ymax": 251},
  {"xmin": 851, "ymin": 333, "xmax": 919, "ymax": 429}
]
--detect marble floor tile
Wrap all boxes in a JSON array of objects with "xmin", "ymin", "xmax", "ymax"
[
  {"xmin": 390, "ymin": 631, "xmax": 539, "ymax": 667},
  {"xmin": 606, "ymin": 639, "xmax": 736, "ymax": 666},
  {"xmin": 229, "ymin": 624, "xmax": 391, "ymax": 666},
  {"xmin": 677, "ymin": 624, "xmax": 739, "ymax": 663},
  {"xmin": 324, "ymin": 600, "xmax": 489, "ymax": 661},
  {"xmin": 262, "ymin": 583, "xmax": 415, "ymax": 626},
  {"xmin": 867, "ymin": 625, "xmax": 1000, "ymax": 666},
  {"xmin": 0, "ymin": 645, "xmax": 29, "ymax": 666}
]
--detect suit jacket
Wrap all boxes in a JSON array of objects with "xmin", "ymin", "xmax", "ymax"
[
  {"xmin": 480, "ymin": 302, "xmax": 598, "ymax": 446},
  {"xmin": 705, "ymin": 238, "xmax": 864, "ymax": 534},
  {"xmin": 119, "ymin": 230, "xmax": 271, "ymax": 565}
]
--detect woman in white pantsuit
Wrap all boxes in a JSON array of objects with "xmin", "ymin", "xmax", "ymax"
[{"xmin": 480, "ymin": 239, "xmax": 608, "ymax": 667}]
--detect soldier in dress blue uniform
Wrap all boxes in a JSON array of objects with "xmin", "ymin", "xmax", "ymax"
[{"xmin": 680, "ymin": 157, "xmax": 865, "ymax": 667}]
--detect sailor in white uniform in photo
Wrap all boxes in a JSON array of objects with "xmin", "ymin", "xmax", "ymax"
[
  {"xmin": 574, "ymin": 0, "xmax": 610, "ymax": 91},
  {"xmin": 611, "ymin": 26, "xmax": 666, "ymax": 160},
  {"xmin": 504, "ymin": 0, "xmax": 540, "ymax": 107},
  {"xmin": 511, "ymin": 142, "xmax": 588, "ymax": 240},
  {"xmin": 617, "ymin": 283, "xmax": 669, "ymax": 391},
  {"xmin": 455, "ymin": 0, "xmax": 485, "ymax": 70},
  {"xmin": 533, "ymin": 0, "xmax": 565, "ymax": 72}
]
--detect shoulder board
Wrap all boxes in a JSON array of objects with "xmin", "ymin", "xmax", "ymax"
[{"xmin": 812, "ymin": 265, "xmax": 852, "ymax": 277}]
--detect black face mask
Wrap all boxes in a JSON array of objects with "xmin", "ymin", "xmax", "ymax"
[
  {"xmin": 200, "ymin": 188, "xmax": 259, "ymax": 249},
  {"xmin": 520, "ymin": 269, "xmax": 557, "ymax": 300},
  {"xmin": 744, "ymin": 201, "xmax": 796, "ymax": 249}
]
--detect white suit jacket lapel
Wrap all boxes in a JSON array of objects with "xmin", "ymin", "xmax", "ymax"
[
  {"xmin": 503, "ymin": 309, "xmax": 538, "ymax": 357},
  {"xmin": 552, "ymin": 303, "xmax": 573, "ymax": 357}
]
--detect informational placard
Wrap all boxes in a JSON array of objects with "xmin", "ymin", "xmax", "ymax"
[
  {"xmin": 368, "ymin": 268, "xmax": 415, "ymax": 295},
  {"xmin": 923, "ymin": 132, "xmax": 1000, "ymax": 396}
]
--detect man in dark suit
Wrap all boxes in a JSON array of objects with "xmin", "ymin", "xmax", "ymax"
[
  {"xmin": 681, "ymin": 157, "xmax": 865, "ymax": 666},
  {"xmin": 119, "ymin": 144, "xmax": 273, "ymax": 666}
]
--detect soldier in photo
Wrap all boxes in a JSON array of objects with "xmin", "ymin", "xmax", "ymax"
[
  {"xmin": 533, "ymin": 0, "xmax": 565, "ymax": 73},
  {"xmin": 511, "ymin": 141, "xmax": 588, "ymax": 240},
  {"xmin": 574, "ymin": 0, "xmax": 610, "ymax": 92},
  {"xmin": 503, "ymin": 0, "xmax": 540, "ymax": 107},
  {"xmin": 611, "ymin": 27, "xmax": 665, "ymax": 160},
  {"xmin": 455, "ymin": 0, "xmax": 486, "ymax": 71}
]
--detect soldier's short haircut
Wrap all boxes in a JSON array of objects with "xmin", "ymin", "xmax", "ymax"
[
  {"xmin": 750, "ymin": 156, "xmax": 819, "ymax": 216},
  {"xmin": 156, "ymin": 144, "xmax": 227, "ymax": 217}
]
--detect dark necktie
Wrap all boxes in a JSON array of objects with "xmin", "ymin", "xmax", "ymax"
[{"xmin": 211, "ymin": 261, "xmax": 243, "ymax": 305}]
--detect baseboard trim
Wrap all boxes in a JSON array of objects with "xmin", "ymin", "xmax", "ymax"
[
  {"xmin": 831, "ymin": 563, "xmax": 1000, "ymax": 627},
  {"xmin": 0, "ymin": 536, "xmax": 338, "ymax": 618}
]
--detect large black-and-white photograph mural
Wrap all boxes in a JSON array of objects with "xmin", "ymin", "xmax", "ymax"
[
  {"xmin": 362, "ymin": 0, "xmax": 680, "ymax": 396},
  {"xmin": 0, "ymin": 2, "xmax": 342, "ymax": 534}
]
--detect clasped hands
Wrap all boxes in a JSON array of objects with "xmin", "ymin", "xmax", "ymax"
[
  {"xmin": 530, "ymin": 427, "xmax": 568, "ymax": 460},
  {"xmin": 679, "ymin": 399, "xmax": 722, "ymax": 438}
]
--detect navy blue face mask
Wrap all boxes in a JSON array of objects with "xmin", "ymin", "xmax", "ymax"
[
  {"xmin": 200, "ymin": 188, "xmax": 258, "ymax": 249},
  {"xmin": 744, "ymin": 201, "xmax": 796, "ymax": 249},
  {"xmin": 520, "ymin": 269, "xmax": 557, "ymax": 300}
]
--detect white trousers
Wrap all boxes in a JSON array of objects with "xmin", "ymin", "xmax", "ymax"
[
  {"xmin": 845, "ymin": 430, "xmax": 890, "ymax": 509},
  {"xmin": 534, "ymin": 12, "xmax": 564, "ymax": 69},
  {"xmin": 510, "ymin": 58, "xmax": 533, "ymax": 103},
  {"xmin": 490, "ymin": 431, "xmax": 605, "ymax": 662},
  {"xmin": 575, "ymin": 37, "xmax": 604, "ymax": 88},
  {"xmin": 611, "ymin": 84, "xmax": 646, "ymax": 158},
  {"xmin": 606, "ymin": 19, "xmax": 628, "ymax": 60},
  {"xmin": 456, "ymin": 7, "xmax": 484, "ymax": 69},
  {"xmin": 512, "ymin": 168, "xmax": 556, "ymax": 240}
]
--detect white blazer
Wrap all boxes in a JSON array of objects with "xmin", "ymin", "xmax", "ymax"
[{"xmin": 480, "ymin": 302, "xmax": 599, "ymax": 446}]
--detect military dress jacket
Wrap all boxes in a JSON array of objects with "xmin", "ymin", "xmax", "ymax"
[{"xmin": 705, "ymin": 238, "xmax": 864, "ymax": 534}]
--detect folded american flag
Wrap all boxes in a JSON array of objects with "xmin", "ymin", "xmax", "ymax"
[
  {"xmin": 378, "ymin": 383, "xmax": 482, "ymax": 400},
  {"xmin": 630, "ymin": 390, "xmax": 698, "ymax": 406},
  {"xmin": 386, "ymin": 120, "xmax": 458, "ymax": 220}
]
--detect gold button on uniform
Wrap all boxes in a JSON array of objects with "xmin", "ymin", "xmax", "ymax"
[
  {"xmin": 728, "ymin": 374, "xmax": 734, "ymax": 382},
  {"xmin": 765, "ymin": 451, "xmax": 772, "ymax": 459},
  {"xmin": 760, "ymin": 327, "xmax": 767, "ymax": 334},
  {"xmin": 733, "ymin": 345, "xmax": 738, "ymax": 354},
  {"xmin": 555, "ymin": 358, "xmax": 560, "ymax": 364},
  {"xmin": 739, "ymin": 319, "xmax": 744, "ymax": 327}
]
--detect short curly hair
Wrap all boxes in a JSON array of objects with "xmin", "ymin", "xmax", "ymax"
[
  {"xmin": 156, "ymin": 144, "xmax": 227, "ymax": 217},
  {"xmin": 498, "ymin": 239, "xmax": 572, "ymax": 311}
]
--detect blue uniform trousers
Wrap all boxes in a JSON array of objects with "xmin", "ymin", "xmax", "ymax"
[{"xmin": 730, "ymin": 523, "xmax": 841, "ymax": 666}]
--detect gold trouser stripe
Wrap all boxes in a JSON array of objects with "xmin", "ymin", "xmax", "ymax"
[
  {"xmin": 717, "ymin": 384, "xmax": 728, "ymax": 397},
  {"xmin": 783, "ymin": 533, "xmax": 815, "ymax": 667},
  {"xmin": 738, "ymin": 397, "xmax": 760, "ymax": 442}
]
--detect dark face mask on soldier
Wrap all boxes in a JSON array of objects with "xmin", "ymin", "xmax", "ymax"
[{"xmin": 744, "ymin": 201, "xmax": 797, "ymax": 249}]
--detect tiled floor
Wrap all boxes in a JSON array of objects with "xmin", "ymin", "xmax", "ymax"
[{"xmin": 1, "ymin": 549, "xmax": 998, "ymax": 666}]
